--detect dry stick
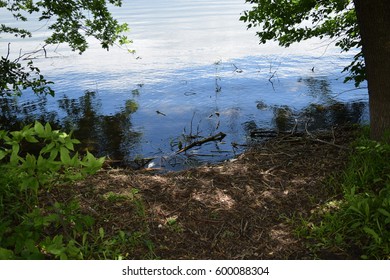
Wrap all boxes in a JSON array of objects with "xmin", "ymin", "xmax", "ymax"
[
  {"xmin": 309, "ymin": 137, "xmax": 350, "ymax": 150},
  {"xmin": 176, "ymin": 132, "xmax": 227, "ymax": 154},
  {"xmin": 304, "ymin": 121, "xmax": 350, "ymax": 150},
  {"xmin": 331, "ymin": 126, "xmax": 336, "ymax": 143},
  {"xmin": 291, "ymin": 118, "xmax": 298, "ymax": 135},
  {"xmin": 211, "ymin": 222, "xmax": 226, "ymax": 248},
  {"xmin": 240, "ymin": 218, "xmax": 249, "ymax": 236},
  {"xmin": 268, "ymin": 71, "xmax": 277, "ymax": 91},
  {"xmin": 18, "ymin": 44, "xmax": 49, "ymax": 61},
  {"xmin": 6, "ymin": 43, "xmax": 11, "ymax": 60}
]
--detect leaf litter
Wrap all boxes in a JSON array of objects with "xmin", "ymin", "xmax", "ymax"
[{"xmin": 53, "ymin": 125, "xmax": 359, "ymax": 259}]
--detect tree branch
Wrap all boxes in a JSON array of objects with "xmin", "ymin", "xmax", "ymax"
[{"xmin": 176, "ymin": 132, "xmax": 227, "ymax": 154}]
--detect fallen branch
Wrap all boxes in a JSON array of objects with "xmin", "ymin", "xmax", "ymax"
[
  {"xmin": 176, "ymin": 132, "xmax": 226, "ymax": 154},
  {"xmin": 305, "ymin": 121, "xmax": 350, "ymax": 150},
  {"xmin": 308, "ymin": 137, "xmax": 350, "ymax": 150}
]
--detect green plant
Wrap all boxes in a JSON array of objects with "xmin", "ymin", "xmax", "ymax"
[
  {"xmin": 103, "ymin": 192, "xmax": 131, "ymax": 203},
  {"xmin": 0, "ymin": 122, "xmax": 106, "ymax": 259},
  {"xmin": 77, "ymin": 227, "xmax": 155, "ymax": 260},
  {"xmin": 241, "ymin": 0, "xmax": 364, "ymax": 87},
  {"xmin": 166, "ymin": 216, "xmax": 184, "ymax": 233},
  {"xmin": 301, "ymin": 133, "xmax": 390, "ymax": 259}
]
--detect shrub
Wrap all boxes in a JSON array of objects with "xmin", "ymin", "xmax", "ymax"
[
  {"xmin": 0, "ymin": 122, "xmax": 104, "ymax": 259},
  {"xmin": 303, "ymin": 132, "xmax": 390, "ymax": 259}
]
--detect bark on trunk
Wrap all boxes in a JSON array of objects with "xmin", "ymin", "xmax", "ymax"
[{"xmin": 353, "ymin": 0, "xmax": 390, "ymax": 141}]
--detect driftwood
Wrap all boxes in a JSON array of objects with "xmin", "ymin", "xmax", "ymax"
[{"xmin": 176, "ymin": 132, "xmax": 227, "ymax": 154}]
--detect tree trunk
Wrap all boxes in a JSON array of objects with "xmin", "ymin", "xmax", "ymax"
[{"xmin": 353, "ymin": 0, "xmax": 390, "ymax": 141}]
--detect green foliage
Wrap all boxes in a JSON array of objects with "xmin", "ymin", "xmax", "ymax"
[
  {"xmin": 80, "ymin": 227, "xmax": 155, "ymax": 260},
  {"xmin": 302, "ymin": 132, "xmax": 390, "ymax": 259},
  {"xmin": 1, "ymin": 0, "xmax": 130, "ymax": 53},
  {"xmin": 0, "ymin": 55, "xmax": 55, "ymax": 97},
  {"xmin": 0, "ymin": 122, "xmax": 98, "ymax": 259},
  {"xmin": 0, "ymin": 122, "xmax": 155, "ymax": 259},
  {"xmin": 0, "ymin": 121, "xmax": 105, "ymax": 187},
  {"xmin": 241, "ymin": 0, "xmax": 365, "ymax": 87},
  {"xmin": 166, "ymin": 216, "xmax": 184, "ymax": 233}
]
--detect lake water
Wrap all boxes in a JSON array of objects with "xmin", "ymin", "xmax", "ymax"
[{"xmin": 0, "ymin": 0, "xmax": 369, "ymax": 171}]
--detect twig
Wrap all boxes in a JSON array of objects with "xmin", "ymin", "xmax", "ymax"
[
  {"xmin": 308, "ymin": 137, "xmax": 350, "ymax": 150},
  {"xmin": 156, "ymin": 110, "xmax": 166, "ymax": 116},
  {"xmin": 189, "ymin": 111, "xmax": 196, "ymax": 137},
  {"xmin": 268, "ymin": 71, "xmax": 276, "ymax": 91},
  {"xmin": 6, "ymin": 43, "xmax": 11, "ymax": 60},
  {"xmin": 19, "ymin": 44, "xmax": 49, "ymax": 60},
  {"xmin": 232, "ymin": 63, "xmax": 243, "ymax": 73},
  {"xmin": 305, "ymin": 122, "xmax": 350, "ymax": 150},
  {"xmin": 211, "ymin": 222, "xmax": 225, "ymax": 248},
  {"xmin": 331, "ymin": 126, "xmax": 336, "ymax": 143},
  {"xmin": 304, "ymin": 120, "xmax": 314, "ymax": 138},
  {"xmin": 176, "ymin": 132, "xmax": 227, "ymax": 154},
  {"xmin": 240, "ymin": 218, "xmax": 249, "ymax": 236},
  {"xmin": 291, "ymin": 118, "xmax": 298, "ymax": 135}
]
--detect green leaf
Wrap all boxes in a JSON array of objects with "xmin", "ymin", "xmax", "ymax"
[
  {"xmin": 44, "ymin": 123, "xmax": 52, "ymax": 134},
  {"xmin": 65, "ymin": 240, "xmax": 80, "ymax": 259},
  {"xmin": 44, "ymin": 235, "xmax": 66, "ymax": 256},
  {"xmin": 0, "ymin": 130, "xmax": 7, "ymax": 140},
  {"xmin": 99, "ymin": 227, "xmax": 105, "ymax": 240},
  {"xmin": 81, "ymin": 152, "xmax": 105, "ymax": 173},
  {"xmin": 34, "ymin": 121, "xmax": 45, "ymax": 136},
  {"xmin": 60, "ymin": 147, "xmax": 71, "ymax": 165},
  {"xmin": 363, "ymin": 227, "xmax": 381, "ymax": 244},
  {"xmin": 70, "ymin": 153, "xmax": 81, "ymax": 166},
  {"xmin": 40, "ymin": 142, "xmax": 56, "ymax": 154},
  {"xmin": 10, "ymin": 131, "xmax": 22, "ymax": 141},
  {"xmin": 64, "ymin": 139, "xmax": 74, "ymax": 151},
  {"xmin": 49, "ymin": 149, "xmax": 59, "ymax": 160},
  {"xmin": 23, "ymin": 154, "xmax": 37, "ymax": 170},
  {"xmin": 82, "ymin": 232, "xmax": 89, "ymax": 247},
  {"xmin": 349, "ymin": 205, "xmax": 363, "ymax": 215},
  {"xmin": 10, "ymin": 146, "xmax": 21, "ymax": 165},
  {"xmin": 0, "ymin": 150, "xmax": 8, "ymax": 161},
  {"xmin": 20, "ymin": 176, "xmax": 39, "ymax": 192},
  {"xmin": 350, "ymin": 221, "xmax": 362, "ymax": 229},
  {"xmin": 0, "ymin": 247, "xmax": 14, "ymax": 260},
  {"xmin": 25, "ymin": 135, "xmax": 39, "ymax": 143},
  {"xmin": 378, "ymin": 208, "xmax": 390, "ymax": 218}
]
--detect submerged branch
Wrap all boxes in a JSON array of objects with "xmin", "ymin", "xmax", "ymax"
[{"xmin": 176, "ymin": 132, "xmax": 227, "ymax": 154}]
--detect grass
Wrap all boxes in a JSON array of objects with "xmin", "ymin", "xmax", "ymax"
[{"xmin": 298, "ymin": 126, "xmax": 390, "ymax": 259}]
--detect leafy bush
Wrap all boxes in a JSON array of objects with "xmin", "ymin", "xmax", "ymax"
[
  {"xmin": 302, "ymin": 132, "xmax": 390, "ymax": 259},
  {"xmin": 0, "ymin": 122, "xmax": 105, "ymax": 259}
]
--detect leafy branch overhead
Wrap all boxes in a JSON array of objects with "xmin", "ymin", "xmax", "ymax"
[
  {"xmin": 1, "ymin": 0, "xmax": 130, "ymax": 52},
  {"xmin": 0, "ymin": 0, "xmax": 132, "ymax": 96},
  {"xmin": 240, "ymin": 0, "xmax": 365, "ymax": 86},
  {"xmin": 0, "ymin": 48, "xmax": 55, "ymax": 96}
]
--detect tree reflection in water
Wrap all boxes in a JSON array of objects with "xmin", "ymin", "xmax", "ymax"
[
  {"xmin": 0, "ymin": 91, "xmax": 142, "ymax": 164},
  {"xmin": 0, "ymin": 75, "xmax": 368, "ymax": 170},
  {"xmin": 60, "ymin": 91, "xmax": 142, "ymax": 163},
  {"xmin": 250, "ymin": 76, "xmax": 367, "ymax": 139}
]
